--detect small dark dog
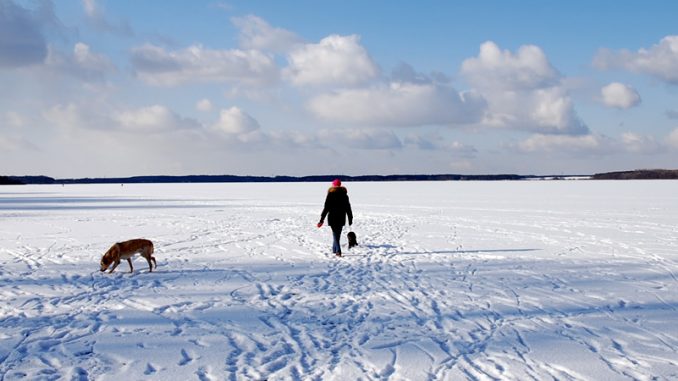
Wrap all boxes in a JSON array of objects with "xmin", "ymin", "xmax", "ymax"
[{"xmin": 347, "ymin": 231, "xmax": 358, "ymax": 249}]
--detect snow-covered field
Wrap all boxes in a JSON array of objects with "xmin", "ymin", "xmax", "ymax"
[{"xmin": 1, "ymin": 181, "xmax": 677, "ymax": 380}]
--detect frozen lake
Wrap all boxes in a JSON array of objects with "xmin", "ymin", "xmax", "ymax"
[{"xmin": 1, "ymin": 181, "xmax": 677, "ymax": 380}]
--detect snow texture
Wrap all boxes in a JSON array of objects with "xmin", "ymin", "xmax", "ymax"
[{"xmin": 1, "ymin": 181, "xmax": 677, "ymax": 380}]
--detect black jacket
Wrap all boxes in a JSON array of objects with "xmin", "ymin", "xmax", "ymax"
[{"xmin": 320, "ymin": 186, "xmax": 353, "ymax": 227}]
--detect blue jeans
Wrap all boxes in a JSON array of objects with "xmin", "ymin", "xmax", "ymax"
[{"xmin": 331, "ymin": 225, "xmax": 343, "ymax": 254}]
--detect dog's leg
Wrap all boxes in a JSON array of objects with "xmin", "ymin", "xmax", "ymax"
[
  {"xmin": 144, "ymin": 256, "xmax": 153, "ymax": 272},
  {"xmin": 127, "ymin": 258, "xmax": 134, "ymax": 273},
  {"xmin": 109, "ymin": 260, "xmax": 120, "ymax": 273},
  {"xmin": 148, "ymin": 244, "xmax": 156, "ymax": 271}
]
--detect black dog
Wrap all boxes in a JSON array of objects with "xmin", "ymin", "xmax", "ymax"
[{"xmin": 347, "ymin": 231, "xmax": 358, "ymax": 249}]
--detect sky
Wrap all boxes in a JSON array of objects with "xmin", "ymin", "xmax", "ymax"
[{"xmin": 2, "ymin": 0, "xmax": 678, "ymax": 178}]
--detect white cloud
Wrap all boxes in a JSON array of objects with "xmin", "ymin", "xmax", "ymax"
[
  {"xmin": 3, "ymin": 111, "xmax": 25, "ymax": 128},
  {"xmin": 131, "ymin": 44, "xmax": 279, "ymax": 87},
  {"xmin": 82, "ymin": 0, "xmax": 96, "ymax": 17},
  {"xmin": 232, "ymin": 15, "xmax": 302, "ymax": 53},
  {"xmin": 43, "ymin": 103, "xmax": 199, "ymax": 133},
  {"xmin": 115, "ymin": 105, "xmax": 200, "ymax": 132},
  {"xmin": 594, "ymin": 36, "xmax": 678, "ymax": 84},
  {"xmin": 308, "ymin": 82, "xmax": 486, "ymax": 127},
  {"xmin": 461, "ymin": 41, "xmax": 559, "ymax": 90},
  {"xmin": 404, "ymin": 134, "xmax": 478, "ymax": 157},
  {"xmin": 212, "ymin": 107, "xmax": 260, "ymax": 135},
  {"xmin": 448, "ymin": 159, "xmax": 474, "ymax": 172},
  {"xmin": 621, "ymin": 132, "xmax": 663, "ymax": 154},
  {"xmin": 74, "ymin": 42, "xmax": 106, "ymax": 68},
  {"xmin": 221, "ymin": 127, "xmax": 404, "ymax": 151},
  {"xmin": 43, "ymin": 103, "xmax": 98, "ymax": 130},
  {"xmin": 600, "ymin": 82, "xmax": 641, "ymax": 109},
  {"xmin": 211, "ymin": 2, "xmax": 233, "ymax": 11},
  {"xmin": 196, "ymin": 99, "xmax": 213, "ymax": 112},
  {"xmin": 461, "ymin": 41, "xmax": 588, "ymax": 135},
  {"xmin": 284, "ymin": 34, "xmax": 379, "ymax": 87},
  {"xmin": 0, "ymin": 0, "xmax": 49, "ymax": 67},
  {"xmin": 0, "ymin": 111, "xmax": 33, "ymax": 151},
  {"xmin": 668, "ymin": 128, "xmax": 678, "ymax": 149},
  {"xmin": 317, "ymin": 128, "xmax": 402, "ymax": 150},
  {"xmin": 391, "ymin": 63, "xmax": 451, "ymax": 85},
  {"xmin": 530, "ymin": 88, "xmax": 585, "ymax": 133},
  {"xmin": 264, "ymin": 130, "xmax": 320, "ymax": 148},
  {"xmin": 81, "ymin": 0, "xmax": 133, "ymax": 36},
  {"xmin": 512, "ymin": 132, "xmax": 666, "ymax": 156},
  {"xmin": 45, "ymin": 42, "xmax": 116, "ymax": 81},
  {"xmin": 512, "ymin": 134, "xmax": 612, "ymax": 154},
  {"xmin": 0, "ymin": 134, "xmax": 34, "ymax": 151}
]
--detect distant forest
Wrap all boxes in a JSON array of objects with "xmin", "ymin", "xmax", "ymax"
[
  {"xmin": 591, "ymin": 169, "xmax": 678, "ymax": 180},
  {"xmin": 0, "ymin": 176, "xmax": 23, "ymax": 185},
  {"xmin": 3, "ymin": 174, "xmax": 526, "ymax": 185},
  {"xmin": 2, "ymin": 169, "xmax": 677, "ymax": 185}
]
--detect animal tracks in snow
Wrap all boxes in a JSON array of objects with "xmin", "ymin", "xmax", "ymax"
[{"xmin": 1, "ymin": 182, "xmax": 678, "ymax": 380}]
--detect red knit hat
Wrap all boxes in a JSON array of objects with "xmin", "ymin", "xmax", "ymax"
[{"xmin": 332, "ymin": 178, "xmax": 341, "ymax": 187}]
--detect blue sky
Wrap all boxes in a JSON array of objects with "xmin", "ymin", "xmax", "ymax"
[{"xmin": 2, "ymin": 0, "xmax": 678, "ymax": 177}]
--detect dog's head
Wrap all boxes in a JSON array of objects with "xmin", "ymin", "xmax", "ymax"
[
  {"xmin": 100, "ymin": 255, "xmax": 112, "ymax": 272},
  {"xmin": 99, "ymin": 245, "xmax": 117, "ymax": 272}
]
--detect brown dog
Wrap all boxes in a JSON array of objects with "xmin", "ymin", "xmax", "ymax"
[{"xmin": 100, "ymin": 239, "xmax": 156, "ymax": 273}]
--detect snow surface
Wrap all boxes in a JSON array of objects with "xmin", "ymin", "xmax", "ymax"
[{"xmin": 1, "ymin": 181, "xmax": 677, "ymax": 380}]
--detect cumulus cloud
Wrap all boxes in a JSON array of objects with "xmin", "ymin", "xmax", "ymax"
[
  {"xmin": 43, "ymin": 103, "xmax": 102, "ymax": 130},
  {"xmin": 115, "ymin": 105, "xmax": 200, "ymax": 132},
  {"xmin": 404, "ymin": 134, "xmax": 478, "ymax": 157},
  {"xmin": 284, "ymin": 34, "xmax": 379, "ymax": 87},
  {"xmin": 0, "ymin": 134, "xmax": 34, "ymax": 151},
  {"xmin": 232, "ymin": 15, "xmax": 302, "ymax": 53},
  {"xmin": 511, "ymin": 132, "xmax": 666, "ymax": 156},
  {"xmin": 391, "ymin": 63, "xmax": 451, "ymax": 85},
  {"xmin": 306, "ymin": 61, "xmax": 486, "ymax": 128},
  {"xmin": 317, "ymin": 128, "xmax": 402, "ymax": 150},
  {"xmin": 212, "ymin": 107, "xmax": 260, "ymax": 135},
  {"xmin": 594, "ymin": 36, "xmax": 678, "ymax": 84},
  {"xmin": 196, "ymin": 99, "xmax": 213, "ymax": 112},
  {"xmin": 220, "ymin": 127, "xmax": 405, "ymax": 151},
  {"xmin": 621, "ymin": 132, "xmax": 663, "ymax": 154},
  {"xmin": 510, "ymin": 134, "xmax": 614, "ymax": 154},
  {"xmin": 0, "ymin": 111, "xmax": 35, "ymax": 150},
  {"xmin": 43, "ymin": 103, "xmax": 199, "ymax": 133},
  {"xmin": 263, "ymin": 130, "xmax": 320, "ymax": 148},
  {"xmin": 600, "ymin": 82, "xmax": 641, "ymax": 109},
  {"xmin": 461, "ymin": 41, "xmax": 588, "ymax": 135},
  {"xmin": 530, "ymin": 88, "xmax": 587, "ymax": 133},
  {"xmin": 3, "ymin": 111, "xmax": 25, "ymax": 128},
  {"xmin": 308, "ymin": 82, "xmax": 486, "ymax": 127},
  {"xmin": 45, "ymin": 42, "xmax": 116, "ymax": 81},
  {"xmin": 668, "ymin": 128, "xmax": 678, "ymax": 149},
  {"xmin": 0, "ymin": 0, "xmax": 49, "ymax": 68},
  {"xmin": 131, "ymin": 44, "xmax": 279, "ymax": 86},
  {"xmin": 82, "ymin": 0, "xmax": 133, "ymax": 36},
  {"xmin": 461, "ymin": 41, "xmax": 559, "ymax": 90}
]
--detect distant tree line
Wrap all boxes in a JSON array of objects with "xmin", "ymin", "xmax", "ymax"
[
  {"xmin": 4, "ymin": 173, "xmax": 526, "ymax": 185},
  {"xmin": 4, "ymin": 169, "xmax": 675, "ymax": 185},
  {"xmin": 592, "ymin": 169, "xmax": 678, "ymax": 180},
  {"xmin": 0, "ymin": 176, "xmax": 23, "ymax": 185}
]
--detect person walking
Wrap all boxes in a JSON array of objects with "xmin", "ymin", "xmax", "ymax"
[{"xmin": 317, "ymin": 179, "xmax": 353, "ymax": 257}]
